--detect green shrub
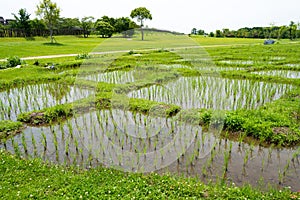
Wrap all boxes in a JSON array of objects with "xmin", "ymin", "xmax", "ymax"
[
  {"xmin": 75, "ymin": 52, "xmax": 91, "ymax": 60},
  {"xmin": 6, "ymin": 56, "xmax": 22, "ymax": 68}
]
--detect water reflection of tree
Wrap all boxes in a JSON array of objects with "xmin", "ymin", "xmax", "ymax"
[{"xmin": 47, "ymin": 83, "xmax": 71, "ymax": 103}]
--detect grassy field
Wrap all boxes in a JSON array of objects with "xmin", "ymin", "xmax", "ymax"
[
  {"xmin": 0, "ymin": 36, "xmax": 105, "ymax": 59},
  {"xmin": 0, "ymin": 34, "xmax": 268, "ymax": 60},
  {"xmin": 0, "ymin": 33, "xmax": 300, "ymax": 198}
]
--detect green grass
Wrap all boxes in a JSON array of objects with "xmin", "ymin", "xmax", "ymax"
[
  {"xmin": 0, "ymin": 150, "xmax": 298, "ymax": 199},
  {"xmin": 0, "ymin": 36, "xmax": 105, "ymax": 59},
  {"xmin": 191, "ymin": 35, "xmax": 265, "ymax": 45}
]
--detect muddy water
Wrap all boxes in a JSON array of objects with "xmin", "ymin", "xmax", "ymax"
[
  {"xmin": 128, "ymin": 76, "xmax": 294, "ymax": 110},
  {"xmin": 0, "ymin": 83, "xmax": 94, "ymax": 121},
  {"xmin": 1, "ymin": 109, "xmax": 299, "ymax": 191}
]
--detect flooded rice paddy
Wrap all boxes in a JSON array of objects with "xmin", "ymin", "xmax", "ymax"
[
  {"xmin": 0, "ymin": 83, "xmax": 93, "ymax": 121},
  {"xmin": 1, "ymin": 109, "xmax": 299, "ymax": 191},
  {"xmin": 128, "ymin": 76, "xmax": 293, "ymax": 110}
]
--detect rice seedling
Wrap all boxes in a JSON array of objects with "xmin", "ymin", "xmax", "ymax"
[
  {"xmin": 0, "ymin": 83, "xmax": 94, "ymax": 121},
  {"xmin": 128, "ymin": 76, "xmax": 293, "ymax": 110}
]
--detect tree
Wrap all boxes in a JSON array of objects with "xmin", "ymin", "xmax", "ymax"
[
  {"xmin": 36, "ymin": 0, "xmax": 60, "ymax": 43},
  {"xmin": 289, "ymin": 21, "xmax": 297, "ymax": 40},
  {"xmin": 130, "ymin": 7, "xmax": 152, "ymax": 40},
  {"xmin": 114, "ymin": 17, "xmax": 133, "ymax": 37},
  {"xmin": 197, "ymin": 29, "xmax": 205, "ymax": 35},
  {"xmin": 95, "ymin": 21, "xmax": 114, "ymax": 38},
  {"xmin": 209, "ymin": 32, "xmax": 215, "ymax": 37},
  {"xmin": 215, "ymin": 30, "xmax": 223, "ymax": 37},
  {"xmin": 57, "ymin": 17, "xmax": 80, "ymax": 31},
  {"xmin": 191, "ymin": 28, "xmax": 197, "ymax": 35},
  {"xmin": 12, "ymin": 8, "xmax": 32, "ymax": 37},
  {"xmin": 30, "ymin": 18, "xmax": 47, "ymax": 36},
  {"xmin": 81, "ymin": 16, "xmax": 94, "ymax": 38}
]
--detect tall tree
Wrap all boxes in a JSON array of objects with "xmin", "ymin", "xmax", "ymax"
[
  {"xmin": 12, "ymin": 8, "xmax": 32, "ymax": 37},
  {"xmin": 130, "ymin": 7, "xmax": 152, "ymax": 40},
  {"xmin": 81, "ymin": 16, "xmax": 94, "ymax": 38},
  {"xmin": 36, "ymin": 0, "xmax": 60, "ymax": 43}
]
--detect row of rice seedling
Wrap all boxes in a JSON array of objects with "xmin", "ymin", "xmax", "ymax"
[
  {"xmin": 252, "ymin": 70, "xmax": 300, "ymax": 79},
  {"xmin": 82, "ymin": 70, "xmax": 135, "ymax": 84},
  {"xmin": 0, "ymin": 83, "xmax": 93, "ymax": 121},
  {"xmin": 128, "ymin": 76, "xmax": 294, "ymax": 110},
  {"xmin": 0, "ymin": 109, "xmax": 202, "ymax": 172},
  {"xmin": 1, "ymin": 107, "xmax": 299, "ymax": 190}
]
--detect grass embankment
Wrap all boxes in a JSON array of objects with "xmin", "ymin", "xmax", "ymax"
[{"xmin": 0, "ymin": 150, "xmax": 298, "ymax": 199}]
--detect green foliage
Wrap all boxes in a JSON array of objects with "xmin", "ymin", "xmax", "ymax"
[
  {"xmin": 95, "ymin": 21, "xmax": 114, "ymax": 38},
  {"xmin": 130, "ymin": 7, "xmax": 152, "ymax": 26},
  {"xmin": 0, "ymin": 121, "xmax": 23, "ymax": 140},
  {"xmin": 5, "ymin": 56, "xmax": 22, "ymax": 68}
]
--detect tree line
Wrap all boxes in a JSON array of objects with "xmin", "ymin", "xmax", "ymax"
[
  {"xmin": 0, "ymin": 0, "xmax": 153, "ymax": 41},
  {"xmin": 191, "ymin": 21, "xmax": 300, "ymax": 40}
]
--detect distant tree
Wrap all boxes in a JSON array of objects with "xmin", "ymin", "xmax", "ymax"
[
  {"xmin": 114, "ymin": 17, "xmax": 133, "ymax": 37},
  {"xmin": 12, "ymin": 8, "xmax": 32, "ymax": 37},
  {"xmin": 289, "ymin": 21, "xmax": 297, "ymax": 40},
  {"xmin": 95, "ymin": 21, "xmax": 114, "ymax": 38},
  {"xmin": 30, "ymin": 18, "xmax": 47, "ymax": 36},
  {"xmin": 209, "ymin": 32, "xmax": 215, "ymax": 37},
  {"xmin": 130, "ymin": 7, "xmax": 152, "ymax": 40},
  {"xmin": 191, "ymin": 28, "xmax": 197, "ymax": 35},
  {"xmin": 197, "ymin": 29, "xmax": 205, "ymax": 35},
  {"xmin": 215, "ymin": 30, "xmax": 223, "ymax": 37},
  {"xmin": 36, "ymin": 0, "xmax": 60, "ymax": 43},
  {"xmin": 81, "ymin": 16, "xmax": 94, "ymax": 38},
  {"xmin": 57, "ymin": 17, "xmax": 80, "ymax": 31}
]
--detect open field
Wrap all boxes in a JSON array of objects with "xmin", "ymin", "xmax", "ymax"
[{"xmin": 0, "ymin": 32, "xmax": 300, "ymax": 197}]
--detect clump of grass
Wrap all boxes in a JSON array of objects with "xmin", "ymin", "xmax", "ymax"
[
  {"xmin": 75, "ymin": 52, "xmax": 91, "ymax": 60},
  {"xmin": 0, "ymin": 120, "xmax": 23, "ymax": 141}
]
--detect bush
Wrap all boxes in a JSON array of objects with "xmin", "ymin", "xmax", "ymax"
[{"xmin": 6, "ymin": 56, "xmax": 22, "ymax": 68}]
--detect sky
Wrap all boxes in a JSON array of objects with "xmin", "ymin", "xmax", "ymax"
[{"xmin": 0, "ymin": 0, "xmax": 299, "ymax": 33}]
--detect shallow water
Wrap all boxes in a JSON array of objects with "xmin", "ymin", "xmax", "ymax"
[
  {"xmin": 252, "ymin": 70, "xmax": 300, "ymax": 79},
  {"xmin": 1, "ymin": 109, "xmax": 299, "ymax": 191},
  {"xmin": 0, "ymin": 83, "xmax": 94, "ymax": 121},
  {"xmin": 128, "ymin": 76, "xmax": 293, "ymax": 110},
  {"xmin": 82, "ymin": 70, "xmax": 135, "ymax": 84}
]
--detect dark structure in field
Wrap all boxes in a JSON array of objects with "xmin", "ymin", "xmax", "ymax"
[{"xmin": 264, "ymin": 40, "xmax": 275, "ymax": 45}]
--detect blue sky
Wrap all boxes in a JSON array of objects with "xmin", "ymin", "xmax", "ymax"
[{"xmin": 1, "ymin": 0, "xmax": 299, "ymax": 33}]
